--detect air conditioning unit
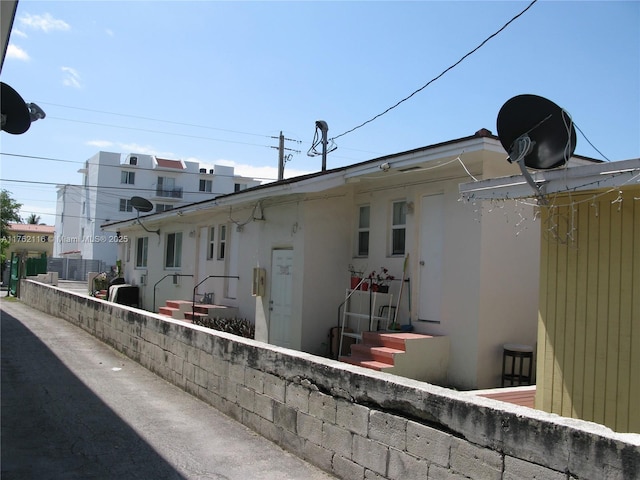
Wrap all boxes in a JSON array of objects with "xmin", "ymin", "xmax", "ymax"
[
  {"xmin": 140, "ymin": 274, "xmax": 147, "ymax": 286},
  {"xmin": 129, "ymin": 156, "xmax": 138, "ymax": 165}
]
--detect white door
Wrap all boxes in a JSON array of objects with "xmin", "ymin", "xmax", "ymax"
[
  {"xmin": 418, "ymin": 194, "xmax": 444, "ymax": 322},
  {"xmin": 269, "ymin": 249, "xmax": 294, "ymax": 348}
]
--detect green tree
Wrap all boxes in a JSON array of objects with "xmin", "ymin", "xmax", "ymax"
[
  {"xmin": 1, "ymin": 189, "xmax": 22, "ymax": 239},
  {"xmin": 26, "ymin": 213, "xmax": 42, "ymax": 225}
]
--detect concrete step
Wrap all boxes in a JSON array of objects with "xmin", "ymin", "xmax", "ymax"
[
  {"xmin": 184, "ymin": 311, "xmax": 207, "ymax": 322},
  {"xmin": 339, "ymin": 354, "xmax": 392, "ymax": 372},
  {"xmin": 166, "ymin": 300, "xmax": 193, "ymax": 311},
  {"xmin": 362, "ymin": 331, "xmax": 432, "ymax": 350},
  {"xmin": 158, "ymin": 306, "xmax": 178, "ymax": 317},
  {"xmin": 351, "ymin": 344, "xmax": 404, "ymax": 365}
]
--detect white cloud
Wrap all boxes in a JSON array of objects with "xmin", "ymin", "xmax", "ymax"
[
  {"xmin": 19, "ymin": 13, "xmax": 70, "ymax": 33},
  {"xmin": 6, "ymin": 44, "xmax": 30, "ymax": 61},
  {"xmin": 86, "ymin": 140, "xmax": 114, "ymax": 148},
  {"xmin": 117, "ymin": 143, "xmax": 175, "ymax": 157},
  {"xmin": 11, "ymin": 29, "xmax": 28, "ymax": 38},
  {"xmin": 105, "ymin": 28, "xmax": 114, "ymax": 37},
  {"xmin": 197, "ymin": 159, "xmax": 313, "ymax": 182},
  {"xmin": 61, "ymin": 66, "xmax": 82, "ymax": 88}
]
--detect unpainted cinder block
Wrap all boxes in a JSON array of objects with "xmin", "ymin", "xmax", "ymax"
[
  {"xmin": 503, "ymin": 456, "xmax": 565, "ymax": 480},
  {"xmin": 449, "ymin": 438, "xmax": 503, "ymax": 480},
  {"xmin": 352, "ymin": 435, "xmax": 389, "ymax": 477},
  {"xmin": 333, "ymin": 454, "xmax": 365, "ymax": 480},
  {"xmin": 336, "ymin": 398, "xmax": 369, "ymax": 437},
  {"xmin": 297, "ymin": 411, "xmax": 323, "ymax": 445},
  {"xmin": 309, "ymin": 390, "xmax": 337, "ymax": 423},
  {"xmin": 369, "ymin": 410, "xmax": 407, "ymax": 451},
  {"xmin": 388, "ymin": 448, "xmax": 429, "ymax": 480}
]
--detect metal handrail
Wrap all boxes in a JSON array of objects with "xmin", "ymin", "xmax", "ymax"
[
  {"xmin": 337, "ymin": 276, "xmax": 372, "ymax": 359},
  {"xmin": 152, "ymin": 274, "xmax": 193, "ymax": 313},
  {"xmin": 191, "ymin": 275, "xmax": 239, "ymax": 319}
]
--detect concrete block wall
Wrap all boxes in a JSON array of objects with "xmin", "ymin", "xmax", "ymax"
[{"xmin": 19, "ymin": 280, "xmax": 640, "ymax": 480}]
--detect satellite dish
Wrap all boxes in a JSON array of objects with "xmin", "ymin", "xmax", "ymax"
[
  {"xmin": 130, "ymin": 196, "xmax": 160, "ymax": 236},
  {"xmin": 130, "ymin": 196, "xmax": 154, "ymax": 213},
  {"xmin": 1, "ymin": 82, "xmax": 31, "ymax": 135},
  {"xmin": 497, "ymin": 94, "xmax": 576, "ymax": 170}
]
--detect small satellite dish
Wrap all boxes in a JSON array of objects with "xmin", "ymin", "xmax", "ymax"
[
  {"xmin": 130, "ymin": 196, "xmax": 154, "ymax": 213},
  {"xmin": 497, "ymin": 94, "xmax": 576, "ymax": 170},
  {"xmin": 1, "ymin": 82, "xmax": 31, "ymax": 135},
  {"xmin": 130, "ymin": 196, "xmax": 160, "ymax": 236}
]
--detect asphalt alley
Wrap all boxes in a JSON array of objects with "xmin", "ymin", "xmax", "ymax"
[{"xmin": 1, "ymin": 297, "xmax": 336, "ymax": 480}]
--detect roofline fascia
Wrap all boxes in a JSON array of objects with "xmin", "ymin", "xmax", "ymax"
[
  {"xmin": 459, "ymin": 158, "xmax": 640, "ymax": 201},
  {"xmin": 343, "ymin": 136, "xmax": 504, "ymax": 179}
]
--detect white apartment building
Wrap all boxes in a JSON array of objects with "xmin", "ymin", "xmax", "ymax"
[{"xmin": 54, "ymin": 151, "xmax": 260, "ymax": 265}]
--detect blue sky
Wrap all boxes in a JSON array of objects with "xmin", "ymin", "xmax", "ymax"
[{"xmin": 1, "ymin": 0, "xmax": 638, "ymax": 226}]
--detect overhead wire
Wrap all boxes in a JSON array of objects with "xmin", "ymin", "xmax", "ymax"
[
  {"xmin": 35, "ymin": 101, "xmax": 274, "ymax": 139},
  {"xmin": 331, "ymin": 0, "xmax": 539, "ymax": 142},
  {"xmin": 0, "ymin": 152, "xmax": 278, "ymax": 181},
  {"xmin": 48, "ymin": 116, "xmax": 275, "ymax": 149}
]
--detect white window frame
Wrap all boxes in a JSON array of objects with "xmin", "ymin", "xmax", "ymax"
[
  {"xmin": 119, "ymin": 198, "xmax": 133, "ymax": 212},
  {"xmin": 136, "ymin": 236, "xmax": 148, "ymax": 268},
  {"xmin": 121, "ymin": 171, "xmax": 135, "ymax": 184},
  {"xmin": 165, "ymin": 232, "xmax": 182, "ymax": 269},
  {"xmin": 156, "ymin": 203, "xmax": 173, "ymax": 213},
  {"xmin": 391, "ymin": 200, "xmax": 407, "ymax": 256},
  {"xmin": 217, "ymin": 224, "xmax": 226, "ymax": 260},
  {"xmin": 199, "ymin": 179, "xmax": 213, "ymax": 192},
  {"xmin": 207, "ymin": 226, "xmax": 215, "ymax": 260},
  {"xmin": 357, "ymin": 204, "xmax": 370, "ymax": 257}
]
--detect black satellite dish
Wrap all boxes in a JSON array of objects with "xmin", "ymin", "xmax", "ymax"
[
  {"xmin": 1, "ymin": 82, "xmax": 31, "ymax": 134},
  {"xmin": 130, "ymin": 196, "xmax": 159, "ymax": 236},
  {"xmin": 497, "ymin": 94, "xmax": 577, "ymax": 170},
  {"xmin": 497, "ymin": 94, "xmax": 577, "ymax": 201},
  {"xmin": 131, "ymin": 196, "xmax": 154, "ymax": 213}
]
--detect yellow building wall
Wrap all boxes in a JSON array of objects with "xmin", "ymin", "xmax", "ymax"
[
  {"xmin": 535, "ymin": 185, "xmax": 640, "ymax": 433},
  {"xmin": 4, "ymin": 228, "xmax": 55, "ymax": 258}
]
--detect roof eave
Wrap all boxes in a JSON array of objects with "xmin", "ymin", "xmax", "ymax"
[{"xmin": 459, "ymin": 158, "xmax": 640, "ymax": 201}]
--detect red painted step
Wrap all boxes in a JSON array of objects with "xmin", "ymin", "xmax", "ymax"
[
  {"xmin": 184, "ymin": 311, "xmax": 207, "ymax": 322},
  {"xmin": 158, "ymin": 306, "xmax": 179, "ymax": 317},
  {"xmin": 340, "ymin": 354, "xmax": 391, "ymax": 371},
  {"xmin": 350, "ymin": 344, "xmax": 403, "ymax": 365},
  {"xmin": 166, "ymin": 300, "xmax": 192, "ymax": 310}
]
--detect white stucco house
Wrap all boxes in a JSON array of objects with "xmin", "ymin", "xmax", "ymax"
[
  {"xmin": 54, "ymin": 151, "xmax": 260, "ymax": 265},
  {"xmin": 104, "ymin": 130, "xmax": 597, "ymax": 389}
]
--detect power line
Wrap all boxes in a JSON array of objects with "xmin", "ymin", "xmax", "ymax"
[
  {"xmin": 0, "ymin": 152, "xmax": 278, "ymax": 181},
  {"xmin": 0, "ymin": 178, "xmax": 243, "ymax": 197},
  {"xmin": 37, "ymin": 101, "xmax": 274, "ymax": 139},
  {"xmin": 49, "ymin": 116, "xmax": 276, "ymax": 149},
  {"xmin": 332, "ymin": 0, "xmax": 539, "ymax": 141}
]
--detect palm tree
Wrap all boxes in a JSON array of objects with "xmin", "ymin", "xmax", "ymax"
[{"xmin": 26, "ymin": 213, "xmax": 42, "ymax": 225}]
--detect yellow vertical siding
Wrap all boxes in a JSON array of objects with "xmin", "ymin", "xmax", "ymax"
[{"xmin": 536, "ymin": 186, "xmax": 640, "ymax": 433}]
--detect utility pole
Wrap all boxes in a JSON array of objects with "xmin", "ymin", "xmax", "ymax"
[
  {"xmin": 271, "ymin": 132, "xmax": 301, "ymax": 181},
  {"xmin": 278, "ymin": 132, "xmax": 285, "ymax": 181}
]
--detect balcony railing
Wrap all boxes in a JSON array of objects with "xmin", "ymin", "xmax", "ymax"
[{"xmin": 155, "ymin": 187, "xmax": 183, "ymax": 199}]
